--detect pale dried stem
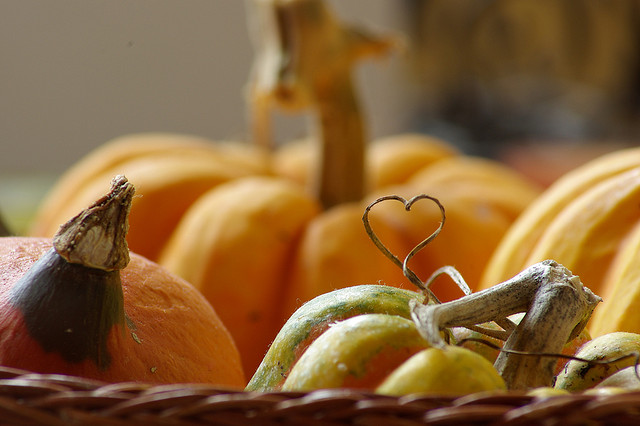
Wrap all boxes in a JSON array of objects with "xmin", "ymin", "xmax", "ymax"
[
  {"xmin": 496, "ymin": 278, "xmax": 598, "ymax": 389},
  {"xmin": 424, "ymin": 266, "xmax": 472, "ymax": 298},
  {"xmin": 53, "ymin": 175, "xmax": 134, "ymax": 271},
  {"xmin": 363, "ymin": 194, "xmax": 455, "ymax": 302},
  {"xmin": 410, "ymin": 259, "xmax": 602, "ymax": 389}
]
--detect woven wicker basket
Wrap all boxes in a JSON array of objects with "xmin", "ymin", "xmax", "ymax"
[{"xmin": 1, "ymin": 365, "xmax": 639, "ymax": 425}]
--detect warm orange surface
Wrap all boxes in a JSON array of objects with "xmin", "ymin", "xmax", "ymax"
[{"xmin": 0, "ymin": 237, "xmax": 245, "ymax": 387}]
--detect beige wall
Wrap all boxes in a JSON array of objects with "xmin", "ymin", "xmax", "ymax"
[{"xmin": 1, "ymin": 1, "xmax": 415, "ymax": 175}]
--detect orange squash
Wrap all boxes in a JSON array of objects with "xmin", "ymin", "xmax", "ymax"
[
  {"xmin": 477, "ymin": 147, "xmax": 640, "ymax": 340},
  {"xmin": 480, "ymin": 147, "xmax": 640, "ymax": 293},
  {"xmin": 3, "ymin": 176, "xmax": 244, "ymax": 387},
  {"xmin": 29, "ymin": 133, "xmax": 271, "ymax": 261},
  {"xmin": 28, "ymin": 0, "xmax": 541, "ymax": 377},
  {"xmin": 157, "ymin": 161, "xmax": 539, "ymax": 376}
]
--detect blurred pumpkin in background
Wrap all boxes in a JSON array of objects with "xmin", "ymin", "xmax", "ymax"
[
  {"xmin": 3, "ymin": 176, "xmax": 245, "ymax": 387},
  {"xmin": 28, "ymin": 0, "xmax": 541, "ymax": 376}
]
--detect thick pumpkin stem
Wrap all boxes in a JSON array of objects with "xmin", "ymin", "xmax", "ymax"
[
  {"xmin": 246, "ymin": 0, "xmax": 396, "ymax": 208},
  {"xmin": 410, "ymin": 260, "xmax": 602, "ymax": 390},
  {"xmin": 10, "ymin": 175, "xmax": 134, "ymax": 370},
  {"xmin": 312, "ymin": 75, "xmax": 366, "ymax": 208}
]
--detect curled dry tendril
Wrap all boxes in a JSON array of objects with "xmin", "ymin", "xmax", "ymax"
[{"xmin": 363, "ymin": 194, "xmax": 475, "ymax": 304}]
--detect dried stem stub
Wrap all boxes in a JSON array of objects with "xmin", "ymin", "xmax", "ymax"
[
  {"xmin": 54, "ymin": 175, "xmax": 134, "ymax": 271},
  {"xmin": 410, "ymin": 260, "xmax": 601, "ymax": 389},
  {"xmin": 11, "ymin": 175, "xmax": 134, "ymax": 370}
]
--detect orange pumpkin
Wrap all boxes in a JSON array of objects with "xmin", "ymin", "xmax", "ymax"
[
  {"xmin": 157, "ymin": 155, "xmax": 540, "ymax": 375},
  {"xmin": 28, "ymin": 133, "xmax": 271, "ymax": 261},
  {"xmin": 28, "ymin": 0, "xmax": 541, "ymax": 377},
  {"xmin": 480, "ymin": 146, "xmax": 640, "ymax": 294},
  {"xmin": 475, "ymin": 146, "xmax": 640, "ymax": 342},
  {"xmin": 3, "ymin": 176, "xmax": 244, "ymax": 387}
]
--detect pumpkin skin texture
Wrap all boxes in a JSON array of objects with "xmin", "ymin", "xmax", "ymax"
[
  {"xmin": 375, "ymin": 346, "xmax": 506, "ymax": 396},
  {"xmin": 367, "ymin": 134, "xmax": 461, "ymax": 189},
  {"xmin": 272, "ymin": 133, "xmax": 460, "ymax": 190},
  {"xmin": 281, "ymin": 314, "xmax": 430, "ymax": 391},
  {"xmin": 480, "ymin": 146, "xmax": 640, "ymax": 291},
  {"xmin": 590, "ymin": 220, "xmax": 640, "ymax": 336},
  {"xmin": 28, "ymin": 133, "xmax": 270, "ymax": 261},
  {"xmin": 0, "ymin": 237, "xmax": 245, "ymax": 387},
  {"xmin": 406, "ymin": 156, "xmax": 542, "ymax": 223},
  {"xmin": 246, "ymin": 284, "xmax": 425, "ymax": 391},
  {"xmin": 158, "ymin": 176, "xmax": 321, "ymax": 376},
  {"xmin": 280, "ymin": 201, "xmax": 412, "ymax": 317},
  {"xmin": 555, "ymin": 332, "xmax": 640, "ymax": 392}
]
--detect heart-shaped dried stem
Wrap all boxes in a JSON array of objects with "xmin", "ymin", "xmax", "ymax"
[
  {"xmin": 363, "ymin": 194, "xmax": 446, "ymax": 301},
  {"xmin": 410, "ymin": 259, "xmax": 602, "ymax": 389},
  {"xmin": 363, "ymin": 194, "xmax": 445, "ymax": 289}
]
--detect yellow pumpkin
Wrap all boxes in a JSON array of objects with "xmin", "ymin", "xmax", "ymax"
[
  {"xmin": 375, "ymin": 345, "xmax": 506, "ymax": 396},
  {"xmin": 555, "ymin": 332, "xmax": 640, "ymax": 392},
  {"xmin": 478, "ymin": 147, "xmax": 640, "ymax": 337},
  {"xmin": 281, "ymin": 314, "xmax": 431, "ymax": 391},
  {"xmin": 480, "ymin": 146, "xmax": 640, "ymax": 293},
  {"xmin": 590, "ymin": 218, "xmax": 640, "ymax": 336}
]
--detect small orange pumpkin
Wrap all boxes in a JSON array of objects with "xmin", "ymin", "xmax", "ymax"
[{"xmin": 2, "ymin": 176, "xmax": 244, "ymax": 387}]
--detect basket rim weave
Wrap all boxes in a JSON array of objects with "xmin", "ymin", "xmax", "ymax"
[{"xmin": 0, "ymin": 365, "xmax": 639, "ymax": 425}]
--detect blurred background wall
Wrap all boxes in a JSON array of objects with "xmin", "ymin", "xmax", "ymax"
[
  {"xmin": 402, "ymin": 0, "xmax": 640, "ymax": 156},
  {"xmin": 1, "ymin": 0, "xmax": 413, "ymax": 176}
]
